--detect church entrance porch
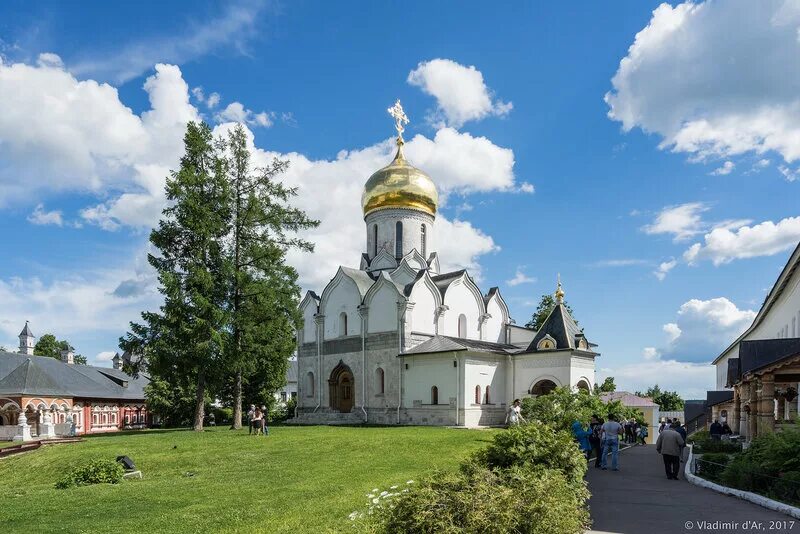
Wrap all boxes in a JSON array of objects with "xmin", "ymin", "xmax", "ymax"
[{"xmin": 328, "ymin": 361, "xmax": 355, "ymax": 413}]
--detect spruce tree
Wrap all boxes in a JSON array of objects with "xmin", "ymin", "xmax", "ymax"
[
  {"xmin": 221, "ymin": 125, "xmax": 318, "ymax": 428},
  {"xmin": 121, "ymin": 122, "xmax": 231, "ymax": 431}
]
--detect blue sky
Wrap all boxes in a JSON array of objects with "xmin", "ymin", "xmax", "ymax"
[{"xmin": 1, "ymin": 0, "xmax": 799, "ymax": 398}]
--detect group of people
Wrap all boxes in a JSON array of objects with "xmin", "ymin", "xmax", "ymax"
[
  {"xmin": 655, "ymin": 418, "xmax": 687, "ymax": 480},
  {"xmin": 571, "ymin": 414, "xmax": 648, "ymax": 472},
  {"xmin": 709, "ymin": 419, "xmax": 733, "ymax": 440},
  {"xmin": 246, "ymin": 405, "xmax": 270, "ymax": 436}
]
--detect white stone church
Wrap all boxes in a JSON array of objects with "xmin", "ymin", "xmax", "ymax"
[{"xmin": 293, "ymin": 102, "xmax": 598, "ymax": 426}]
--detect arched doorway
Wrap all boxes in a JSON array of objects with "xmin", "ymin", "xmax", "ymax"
[
  {"xmin": 329, "ymin": 361, "xmax": 355, "ymax": 413},
  {"xmin": 530, "ymin": 379, "xmax": 557, "ymax": 397},
  {"xmin": 576, "ymin": 380, "xmax": 591, "ymax": 393}
]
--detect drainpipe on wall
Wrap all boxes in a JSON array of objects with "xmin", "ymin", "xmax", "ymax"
[
  {"xmin": 397, "ymin": 302, "xmax": 407, "ymax": 425},
  {"xmin": 313, "ymin": 314, "xmax": 324, "ymax": 413},
  {"xmin": 455, "ymin": 351, "xmax": 460, "ymax": 426},
  {"xmin": 359, "ymin": 305, "xmax": 368, "ymax": 423}
]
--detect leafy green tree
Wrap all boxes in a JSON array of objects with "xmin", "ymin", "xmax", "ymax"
[
  {"xmin": 122, "ymin": 121, "xmax": 232, "ymax": 431},
  {"xmin": 593, "ymin": 376, "xmax": 616, "ymax": 395},
  {"xmin": 635, "ymin": 384, "xmax": 684, "ymax": 411},
  {"xmin": 525, "ymin": 294, "xmax": 577, "ymax": 331},
  {"xmin": 219, "ymin": 125, "xmax": 317, "ymax": 429},
  {"xmin": 34, "ymin": 333, "xmax": 87, "ymax": 365}
]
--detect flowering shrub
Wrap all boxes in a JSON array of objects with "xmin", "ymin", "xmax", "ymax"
[{"xmin": 55, "ymin": 459, "xmax": 125, "ymax": 489}]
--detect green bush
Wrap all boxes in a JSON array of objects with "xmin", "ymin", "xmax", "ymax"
[
  {"xmin": 767, "ymin": 471, "xmax": 800, "ymax": 504},
  {"xmin": 688, "ymin": 430, "xmax": 710, "ymax": 444},
  {"xmin": 520, "ymin": 387, "xmax": 643, "ymax": 432},
  {"xmin": 360, "ymin": 465, "xmax": 589, "ymax": 534},
  {"xmin": 56, "ymin": 459, "xmax": 124, "ymax": 489},
  {"xmin": 472, "ymin": 423, "xmax": 587, "ymax": 486},
  {"xmin": 694, "ymin": 438, "xmax": 741, "ymax": 454},
  {"xmin": 212, "ymin": 407, "xmax": 233, "ymax": 424},
  {"xmin": 720, "ymin": 426, "xmax": 800, "ymax": 500},
  {"xmin": 697, "ymin": 453, "xmax": 730, "ymax": 482}
]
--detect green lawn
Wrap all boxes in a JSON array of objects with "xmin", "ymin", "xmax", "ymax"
[{"xmin": 0, "ymin": 425, "xmax": 497, "ymax": 533}]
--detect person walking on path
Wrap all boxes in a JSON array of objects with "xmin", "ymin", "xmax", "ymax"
[
  {"xmin": 656, "ymin": 423, "xmax": 685, "ymax": 480},
  {"xmin": 572, "ymin": 421, "xmax": 592, "ymax": 460},
  {"xmin": 672, "ymin": 420, "xmax": 687, "ymax": 462},
  {"xmin": 260, "ymin": 405, "xmax": 270, "ymax": 436},
  {"xmin": 588, "ymin": 415, "xmax": 603, "ymax": 468},
  {"xmin": 637, "ymin": 423, "xmax": 649, "ymax": 445},
  {"xmin": 600, "ymin": 414, "xmax": 623, "ymax": 471},
  {"xmin": 247, "ymin": 404, "xmax": 256, "ymax": 435},
  {"xmin": 505, "ymin": 399, "xmax": 526, "ymax": 426}
]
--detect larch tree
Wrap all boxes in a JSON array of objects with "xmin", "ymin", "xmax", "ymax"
[
  {"xmin": 221, "ymin": 125, "xmax": 318, "ymax": 429},
  {"xmin": 121, "ymin": 121, "xmax": 231, "ymax": 431}
]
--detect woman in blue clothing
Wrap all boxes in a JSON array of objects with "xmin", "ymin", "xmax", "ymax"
[{"xmin": 572, "ymin": 420, "xmax": 592, "ymax": 460}]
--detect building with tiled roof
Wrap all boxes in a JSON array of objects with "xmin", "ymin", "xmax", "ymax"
[{"xmin": 0, "ymin": 323, "xmax": 149, "ymax": 442}]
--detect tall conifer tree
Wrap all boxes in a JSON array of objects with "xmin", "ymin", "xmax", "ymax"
[
  {"xmin": 122, "ymin": 122, "xmax": 231, "ymax": 431},
  {"xmin": 221, "ymin": 125, "xmax": 318, "ymax": 428}
]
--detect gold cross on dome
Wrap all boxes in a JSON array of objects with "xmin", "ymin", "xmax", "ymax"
[{"xmin": 387, "ymin": 99, "xmax": 409, "ymax": 140}]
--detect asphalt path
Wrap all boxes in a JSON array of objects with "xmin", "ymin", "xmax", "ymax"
[{"xmin": 586, "ymin": 444, "xmax": 799, "ymax": 534}]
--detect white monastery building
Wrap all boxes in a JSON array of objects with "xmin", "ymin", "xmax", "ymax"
[{"xmin": 293, "ymin": 101, "xmax": 598, "ymax": 426}]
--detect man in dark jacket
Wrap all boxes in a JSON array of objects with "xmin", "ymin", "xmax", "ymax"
[
  {"xmin": 709, "ymin": 420, "xmax": 723, "ymax": 440},
  {"xmin": 588, "ymin": 415, "xmax": 603, "ymax": 468},
  {"xmin": 672, "ymin": 420, "xmax": 687, "ymax": 462}
]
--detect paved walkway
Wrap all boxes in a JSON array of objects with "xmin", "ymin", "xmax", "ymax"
[{"xmin": 586, "ymin": 444, "xmax": 799, "ymax": 534}]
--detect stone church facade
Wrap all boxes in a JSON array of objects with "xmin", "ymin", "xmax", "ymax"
[{"xmin": 293, "ymin": 102, "xmax": 598, "ymax": 427}]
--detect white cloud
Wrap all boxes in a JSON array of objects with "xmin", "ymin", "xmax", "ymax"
[
  {"xmin": 506, "ymin": 268, "xmax": 536, "ymax": 287},
  {"xmin": 95, "ymin": 351, "xmax": 117, "ymax": 362},
  {"xmin": 214, "ymin": 102, "xmax": 274, "ymax": 128},
  {"xmin": 599, "ymin": 359, "xmax": 715, "ymax": 400},
  {"xmin": 653, "ymin": 258, "xmax": 677, "ymax": 281},
  {"xmin": 684, "ymin": 216, "xmax": 800, "ymax": 265},
  {"xmin": 642, "ymin": 202, "xmax": 708, "ymax": 241},
  {"xmin": 592, "ymin": 258, "xmax": 648, "ymax": 267},
  {"xmin": 778, "ymin": 165, "xmax": 800, "ymax": 182},
  {"xmin": 70, "ymin": 1, "xmax": 267, "ymax": 84},
  {"xmin": 710, "ymin": 161, "xmax": 735, "ymax": 176},
  {"xmin": 407, "ymin": 59, "xmax": 512, "ymax": 128},
  {"xmin": 642, "ymin": 347, "xmax": 660, "ymax": 360},
  {"xmin": 607, "ymin": 1, "xmax": 800, "ymax": 166},
  {"xmin": 27, "ymin": 204, "xmax": 63, "ymax": 226},
  {"xmin": 206, "ymin": 92, "xmax": 220, "ymax": 109},
  {"xmin": 660, "ymin": 297, "xmax": 755, "ymax": 362},
  {"xmin": 518, "ymin": 181, "xmax": 535, "ymax": 194}
]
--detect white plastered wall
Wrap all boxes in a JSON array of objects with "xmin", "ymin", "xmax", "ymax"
[
  {"xmin": 485, "ymin": 297, "xmax": 508, "ymax": 343},
  {"xmin": 409, "ymin": 280, "xmax": 437, "ymax": 335},
  {"xmin": 402, "ymin": 354, "xmax": 458, "ymax": 407},
  {"xmin": 441, "ymin": 280, "xmax": 482, "ymax": 339},
  {"xmin": 322, "ymin": 277, "xmax": 363, "ymax": 340},
  {"xmin": 368, "ymin": 283, "xmax": 400, "ymax": 333}
]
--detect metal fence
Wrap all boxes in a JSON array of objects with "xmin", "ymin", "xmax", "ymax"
[{"xmin": 694, "ymin": 456, "xmax": 800, "ymax": 506}]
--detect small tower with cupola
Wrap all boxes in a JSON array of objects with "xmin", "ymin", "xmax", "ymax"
[{"xmin": 18, "ymin": 321, "xmax": 35, "ymax": 355}]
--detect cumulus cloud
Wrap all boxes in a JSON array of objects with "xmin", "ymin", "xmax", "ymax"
[
  {"xmin": 710, "ymin": 161, "xmax": 735, "ymax": 176},
  {"xmin": 408, "ymin": 59, "xmax": 512, "ymax": 128},
  {"xmin": 653, "ymin": 258, "xmax": 677, "ymax": 281},
  {"xmin": 642, "ymin": 347, "xmax": 660, "ymax": 360},
  {"xmin": 27, "ymin": 204, "xmax": 63, "ymax": 226},
  {"xmin": 592, "ymin": 258, "xmax": 648, "ymax": 268},
  {"xmin": 506, "ymin": 268, "xmax": 536, "ymax": 287},
  {"xmin": 642, "ymin": 202, "xmax": 709, "ymax": 241},
  {"xmin": 659, "ymin": 297, "xmax": 755, "ymax": 362},
  {"xmin": 215, "ymin": 102, "xmax": 273, "ymax": 127},
  {"xmin": 607, "ymin": 0, "xmax": 800, "ymax": 167},
  {"xmin": 95, "ymin": 351, "xmax": 117, "ymax": 362},
  {"xmin": 684, "ymin": 216, "xmax": 800, "ymax": 265}
]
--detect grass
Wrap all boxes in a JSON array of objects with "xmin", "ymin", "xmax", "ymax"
[{"xmin": 0, "ymin": 425, "xmax": 497, "ymax": 533}]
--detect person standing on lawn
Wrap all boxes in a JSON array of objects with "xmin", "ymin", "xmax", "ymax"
[
  {"xmin": 505, "ymin": 399, "xmax": 526, "ymax": 426},
  {"xmin": 260, "ymin": 405, "xmax": 270, "ymax": 436},
  {"xmin": 600, "ymin": 414, "xmax": 624, "ymax": 471},
  {"xmin": 252, "ymin": 407, "xmax": 263, "ymax": 436},
  {"xmin": 247, "ymin": 404, "xmax": 256, "ymax": 435},
  {"xmin": 656, "ymin": 423, "xmax": 685, "ymax": 480}
]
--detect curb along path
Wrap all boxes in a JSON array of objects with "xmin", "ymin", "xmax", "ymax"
[{"xmin": 586, "ymin": 444, "xmax": 799, "ymax": 534}]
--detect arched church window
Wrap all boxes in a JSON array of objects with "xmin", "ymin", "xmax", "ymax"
[
  {"xmin": 395, "ymin": 221, "xmax": 403, "ymax": 258},
  {"xmin": 475, "ymin": 385, "xmax": 481, "ymax": 404},
  {"xmin": 373, "ymin": 224, "xmax": 378, "ymax": 257},
  {"xmin": 431, "ymin": 386, "xmax": 439, "ymax": 405},
  {"xmin": 339, "ymin": 312, "xmax": 348, "ymax": 337},
  {"xmin": 421, "ymin": 224, "xmax": 427, "ymax": 257},
  {"xmin": 484, "ymin": 386, "xmax": 491, "ymax": 405},
  {"xmin": 307, "ymin": 372, "xmax": 315, "ymax": 397},
  {"xmin": 458, "ymin": 314, "xmax": 467, "ymax": 338},
  {"xmin": 376, "ymin": 368, "xmax": 385, "ymax": 395}
]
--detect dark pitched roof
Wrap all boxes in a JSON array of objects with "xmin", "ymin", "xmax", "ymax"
[
  {"xmin": 0, "ymin": 352, "xmax": 147, "ymax": 400},
  {"xmin": 19, "ymin": 322, "xmax": 34, "ymax": 337},
  {"xmin": 430, "ymin": 269, "xmax": 467, "ymax": 298},
  {"xmin": 714, "ymin": 241, "xmax": 800, "ymax": 364},
  {"xmin": 706, "ymin": 390, "xmax": 733, "ymax": 407},
  {"xmin": 739, "ymin": 338, "xmax": 800, "ymax": 376},
  {"xmin": 402, "ymin": 335, "xmax": 521, "ymax": 356},
  {"xmin": 684, "ymin": 400, "xmax": 707, "ymax": 422},
  {"xmin": 527, "ymin": 303, "xmax": 588, "ymax": 352}
]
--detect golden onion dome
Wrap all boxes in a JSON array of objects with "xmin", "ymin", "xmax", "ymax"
[{"xmin": 361, "ymin": 141, "xmax": 438, "ymax": 217}]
